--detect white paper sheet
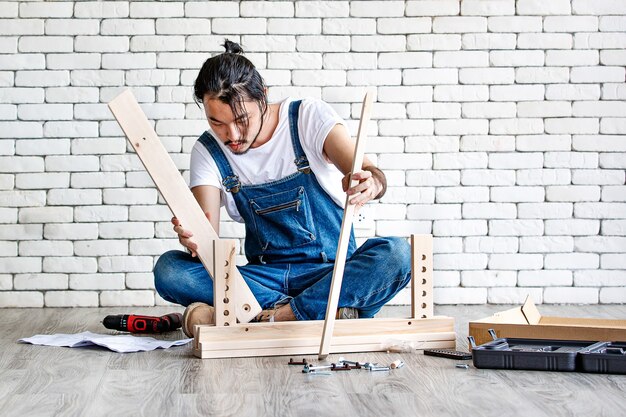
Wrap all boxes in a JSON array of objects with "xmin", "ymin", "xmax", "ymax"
[{"xmin": 19, "ymin": 331, "xmax": 192, "ymax": 353}]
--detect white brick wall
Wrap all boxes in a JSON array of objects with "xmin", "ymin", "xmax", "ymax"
[{"xmin": 0, "ymin": 0, "xmax": 624, "ymax": 307}]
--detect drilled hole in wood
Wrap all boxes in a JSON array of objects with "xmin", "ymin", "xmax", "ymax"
[
  {"xmin": 422, "ymin": 279, "xmax": 427, "ymax": 285},
  {"xmin": 225, "ymin": 272, "xmax": 229, "ymax": 279},
  {"xmin": 422, "ymin": 291, "xmax": 427, "ymax": 297},
  {"xmin": 422, "ymin": 303, "xmax": 427, "ymax": 309},
  {"xmin": 224, "ymin": 322, "xmax": 230, "ymax": 326},
  {"xmin": 142, "ymin": 137, "xmax": 146, "ymax": 140},
  {"xmin": 407, "ymin": 321, "xmax": 412, "ymax": 325},
  {"xmin": 422, "ymin": 266, "xmax": 427, "ymax": 273},
  {"xmin": 421, "ymin": 254, "xmax": 426, "ymax": 261},
  {"xmin": 245, "ymin": 327, "xmax": 249, "ymax": 331},
  {"xmin": 225, "ymin": 285, "xmax": 229, "ymax": 291},
  {"xmin": 223, "ymin": 297, "xmax": 229, "ymax": 304},
  {"xmin": 243, "ymin": 304, "xmax": 250, "ymax": 311},
  {"xmin": 224, "ymin": 310, "xmax": 229, "ymax": 316},
  {"xmin": 421, "ymin": 314, "xmax": 427, "ymax": 319}
]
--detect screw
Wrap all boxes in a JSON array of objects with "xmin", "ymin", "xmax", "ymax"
[
  {"xmin": 369, "ymin": 365, "xmax": 391, "ymax": 372},
  {"xmin": 302, "ymin": 364, "xmax": 333, "ymax": 374}
]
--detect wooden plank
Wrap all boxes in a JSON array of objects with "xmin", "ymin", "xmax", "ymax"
[
  {"xmin": 319, "ymin": 90, "xmax": 375, "ymax": 359},
  {"xmin": 108, "ymin": 89, "xmax": 261, "ymax": 323},
  {"xmin": 411, "ymin": 234, "xmax": 434, "ymax": 319},
  {"xmin": 213, "ymin": 240, "xmax": 237, "ymax": 327}
]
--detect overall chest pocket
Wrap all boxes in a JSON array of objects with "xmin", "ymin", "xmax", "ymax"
[{"xmin": 249, "ymin": 186, "xmax": 317, "ymax": 251}]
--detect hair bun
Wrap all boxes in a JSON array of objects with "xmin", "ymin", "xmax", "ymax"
[{"xmin": 223, "ymin": 39, "xmax": 244, "ymax": 54}]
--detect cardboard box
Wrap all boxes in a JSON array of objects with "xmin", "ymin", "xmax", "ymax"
[{"xmin": 469, "ymin": 296, "xmax": 626, "ymax": 346}]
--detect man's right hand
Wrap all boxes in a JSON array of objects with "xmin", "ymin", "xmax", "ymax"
[{"xmin": 171, "ymin": 212, "xmax": 211, "ymax": 257}]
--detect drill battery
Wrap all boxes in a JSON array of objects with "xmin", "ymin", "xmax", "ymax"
[{"xmin": 103, "ymin": 313, "xmax": 183, "ymax": 333}]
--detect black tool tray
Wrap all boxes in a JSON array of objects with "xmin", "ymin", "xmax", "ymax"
[
  {"xmin": 579, "ymin": 341, "xmax": 626, "ymax": 374},
  {"xmin": 468, "ymin": 334, "xmax": 597, "ymax": 372}
]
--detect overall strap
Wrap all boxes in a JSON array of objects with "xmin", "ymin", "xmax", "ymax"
[
  {"xmin": 197, "ymin": 132, "xmax": 241, "ymax": 193},
  {"xmin": 288, "ymin": 100, "xmax": 311, "ymax": 174}
]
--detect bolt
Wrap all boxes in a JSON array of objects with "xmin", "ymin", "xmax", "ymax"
[{"xmin": 302, "ymin": 364, "xmax": 333, "ymax": 374}]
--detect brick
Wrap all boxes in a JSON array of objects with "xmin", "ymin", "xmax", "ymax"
[
  {"xmin": 17, "ymin": 104, "xmax": 72, "ymax": 121},
  {"xmin": 0, "ymin": 240, "xmax": 16, "ymax": 255},
  {"xmin": 378, "ymin": 17, "xmax": 431, "ymax": 34},
  {"xmin": 490, "ymin": 85, "xmax": 544, "ymax": 101},
  {"xmin": 71, "ymin": 172, "xmax": 125, "ymax": 189},
  {"xmin": 600, "ymin": 50, "xmax": 626, "ymax": 66},
  {"xmin": 545, "ymin": 219, "xmax": 600, "ymax": 235},
  {"xmin": 101, "ymin": 18, "xmax": 154, "ymax": 35},
  {"xmin": 212, "ymin": 18, "xmax": 266, "ymax": 34},
  {"xmin": 461, "ymin": 169, "xmax": 515, "ymax": 185},
  {"xmin": 435, "ymin": 85, "xmax": 488, "ymax": 102},
  {"xmin": 489, "ymin": 219, "xmax": 544, "ymax": 236},
  {"xmin": 520, "ymin": 236, "xmax": 574, "ymax": 253},
  {"xmin": 379, "ymin": 52, "xmax": 431, "ymax": 69},
  {"xmin": 0, "ymin": 156, "xmax": 43, "ymax": 172},
  {"xmin": 380, "ymin": 187, "xmax": 435, "ymax": 204},
  {"xmin": 131, "ymin": 35, "xmax": 185, "ymax": 52},
  {"xmin": 407, "ymin": 203, "xmax": 461, "ymax": 220},
  {"xmin": 45, "ymin": 290, "xmax": 99, "ymax": 307},
  {"xmin": 351, "ymin": 1, "xmax": 404, "ymax": 17},
  {"xmin": 242, "ymin": 35, "xmax": 297, "ymax": 52},
  {"xmin": 459, "ymin": 68, "xmax": 514, "ymax": 85},
  {"xmin": 602, "ymin": 254, "xmax": 626, "ymax": 269},
  {"xmin": 129, "ymin": 238, "xmax": 179, "ymax": 255},
  {"xmin": 519, "ymin": 33, "xmax": 573, "ymax": 50},
  {"xmin": 15, "ymin": 70, "xmax": 69, "ymax": 87},
  {"xmin": 47, "ymin": 189, "xmax": 101, "ymax": 206},
  {"xmin": 547, "ymin": 185, "xmax": 601, "ymax": 202},
  {"xmin": 463, "ymin": 203, "xmax": 517, "ymax": 219},
  {"xmin": 46, "ymin": 87, "xmax": 99, "ymax": 103},
  {"xmin": 18, "ymin": 207, "xmax": 72, "ymax": 224},
  {"xmin": 75, "ymin": 2, "xmax": 129, "ymax": 18},
  {"xmin": 518, "ymin": 202, "xmax": 573, "ymax": 219},
  {"xmin": 435, "ymin": 119, "xmax": 488, "ymax": 136},
  {"xmin": 602, "ymin": 220, "xmax": 626, "ymax": 236},
  {"xmin": 269, "ymin": 18, "xmax": 321, "ymax": 35},
  {"xmin": 489, "ymin": 288, "xmax": 544, "ymax": 304},
  {"xmin": 0, "ymin": 274, "xmax": 11, "ymax": 290},
  {"xmin": 488, "ymin": 254, "xmax": 543, "ymax": 270},
  {"xmin": 433, "ymin": 152, "xmax": 487, "ymax": 169},
  {"xmin": 575, "ymin": 270, "xmax": 626, "ymax": 286},
  {"xmin": 0, "ymin": 206, "xmax": 16, "ymax": 221},
  {"xmin": 519, "ymin": 270, "xmax": 573, "ymax": 287},
  {"xmin": 130, "ymin": 2, "xmax": 183, "ymax": 18},
  {"xmin": 516, "ymin": 133, "xmax": 571, "ymax": 151},
  {"xmin": 407, "ymin": 34, "xmax": 461, "ymax": 51},
  {"xmin": 15, "ymin": 172, "xmax": 69, "ymax": 189},
  {"xmin": 378, "ymin": 87, "xmax": 431, "ymax": 104},
  {"xmin": 602, "ymin": 186, "xmax": 626, "ymax": 202},
  {"xmin": 47, "ymin": 53, "xmax": 101, "ymax": 70},
  {"xmin": 0, "ymin": 37, "xmax": 16, "ymax": 53},
  {"xmin": 434, "ymin": 253, "xmax": 488, "ymax": 270},
  {"xmin": 0, "ymin": 2, "xmax": 17, "ymax": 17},
  {"xmin": 19, "ymin": 36, "xmax": 73, "ymax": 53},
  {"xmin": 0, "ymin": 102, "xmax": 15, "ymax": 119},
  {"xmin": 407, "ymin": 103, "xmax": 460, "ymax": 119},
  {"xmin": 434, "ymin": 51, "xmax": 489, "ymax": 67},
  {"xmin": 185, "ymin": 2, "xmax": 238, "ymax": 17},
  {"xmin": 600, "ymin": 288, "xmax": 626, "ymax": 304},
  {"xmin": 572, "ymin": 169, "xmax": 624, "ymax": 185},
  {"xmin": 14, "ymin": 273, "xmax": 67, "ymax": 290},
  {"xmin": 0, "ymin": 256, "xmax": 42, "ymax": 273},
  {"xmin": 575, "ymin": 202, "xmax": 626, "ymax": 219},
  {"xmin": 69, "ymin": 273, "xmax": 125, "ymax": 290},
  {"xmin": 296, "ymin": 1, "xmax": 348, "ymax": 17},
  {"xmin": 0, "ymin": 292, "xmax": 43, "ymax": 308},
  {"xmin": 72, "ymin": 71, "xmax": 126, "ymax": 88},
  {"xmin": 434, "ymin": 287, "xmax": 487, "ymax": 304},
  {"xmin": 490, "ymin": 118, "xmax": 543, "ymax": 135},
  {"xmin": 463, "ymin": 270, "xmax": 517, "ymax": 287},
  {"xmin": 98, "ymin": 256, "xmax": 153, "ymax": 273},
  {"xmin": 517, "ymin": 169, "xmax": 571, "ymax": 185},
  {"xmin": 517, "ymin": 0, "xmax": 571, "ymax": 15},
  {"xmin": 516, "ymin": 68, "xmax": 570, "ymax": 85},
  {"xmin": 433, "ymin": 17, "xmax": 487, "ymax": 33},
  {"xmin": 574, "ymin": 33, "xmax": 626, "ymax": 49},
  {"xmin": 75, "ymin": 36, "xmax": 129, "ymax": 53},
  {"xmin": 125, "ymin": 273, "xmax": 155, "ymax": 290},
  {"xmin": 545, "ymin": 118, "xmax": 599, "ymax": 134},
  {"xmin": 406, "ymin": 1, "xmax": 460, "ymax": 16},
  {"xmin": 464, "ymin": 236, "xmax": 518, "ymax": 253},
  {"xmin": 436, "ymin": 186, "xmax": 489, "ymax": 203},
  {"xmin": 378, "ymin": 153, "xmax": 432, "ymax": 169},
  {"xmin": 572, "ymin": 0, "xmax": 626, "ymax": 15},
  {"xmin": 488, "ymin": 16, "xmax": 542, "ymax": 32},
  {"xmin": 519, "ymin": 102, "xmax": 572, "ymax": 118},
  {"xmin": 0, "ymin": 53, "xmax": 44, "ymax": 70},
  {"xmin": 461, "ymin": 33, "xmax": 516, "ymax": 50},
  {"xmin": 74, "ymin": 206, "xmax": 127, "ymax": 222},
  {"xmin": 404, "ymin": 69, "xmax": 458, "ymax": 85},
  {"xmin": 546, "ymin": 84, "xmax": 600, "ymax": 101},
  {"xmin": 601, "ymin": 118, "xmax": 626, "ymax": 134},
  {"xmin": 100, "ymin": 290, "xmax": 155, "ymax": 307},
  {"xmin": 45, "ymin": 19, "xmax": 100, "ymax": 36},
  {"xmin": 406, "ymin": 169, "xmax": 460, "ymax": 186},
  {"xmin": 241, "ymin": 1, "xmax": 293, "ymax": 17},
  {"xmin": 490, "ymin": 50, "xmax": 544, "ymax": 67},
  {"xmin": 323, "ymin": 52, "xmax": 375, "ymax": 69},
  {"xmin": 600, "ymin": 153, "xmax": 626, "ymax": 169},
  {"xmin": 19, "ymin": 240, "xmax": 74, "ymax": 257},
  {"xmin": 545, "ymin": 253, "xmax": 600, "ymax": 270},
  {"xmin": 0, "ymin": 18, "xmax": 43, "ymax": 35},
  {"xmin": 599, "ymin": 16, "xmax": 626, "ymax": 31},
  {"xmin": 544, "ymin": 16, "xmax": 598, "ymax": 32},
  {"xmin": 461, "ymin": 0, "xmax": 515, "ymax": 16},
  {"xmin": 0, "ymin": 190, "xmax": 45, "ymax": 207},
  {"xmin": 571, "ymin": 66, "xmax": 624, "ymax": 83},
  {"xmin": 575, "ymin": 236, "xmax": 626, "ymax": 253},
  {"xmin": 378, "ymin": 119, "xmax": 433, "ymax": 136},
  {"xmin": 352, "ymin": 35, "xmax": 406, "ymax": 52}
]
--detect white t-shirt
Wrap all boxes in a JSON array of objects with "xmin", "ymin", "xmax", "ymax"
[{"xmin": 189, "ymin": 97, "xmax": 347, "ymax": 223}]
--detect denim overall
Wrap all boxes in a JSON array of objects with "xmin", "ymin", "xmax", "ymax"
[{"xmin": 154, "ymin": 100, "xmax": 412, "ymax": 320}]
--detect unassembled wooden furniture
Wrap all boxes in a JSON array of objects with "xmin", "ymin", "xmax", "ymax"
[{"xmin": 108, "ymin": 90, "xmax": 455, "ymax": 359}]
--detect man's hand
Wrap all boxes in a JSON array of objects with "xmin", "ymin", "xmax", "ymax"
[
  {"xmin": 342, "ymin": 166, "xmax": 386, "ymax": 207},
  {"xmin": 171, "ymin": 212, "xmax": 211, "ymax": 257}
]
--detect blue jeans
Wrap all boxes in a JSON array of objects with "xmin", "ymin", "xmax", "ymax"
[{"xmin": 154, "ymin": 237, "xmax": 411, "ymax": 320}]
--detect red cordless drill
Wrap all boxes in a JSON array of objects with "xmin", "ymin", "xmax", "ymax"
[{"xmin": 102, "ymin": 313, "xmax": 183, "ymax": 333}]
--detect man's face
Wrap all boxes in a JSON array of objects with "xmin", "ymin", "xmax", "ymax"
[{"xmin": 203, "ymin": 97, "xmax": 263, "ymax": 155}]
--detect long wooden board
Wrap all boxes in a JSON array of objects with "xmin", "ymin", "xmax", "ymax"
[
  {"xmin": 318, "ymin": 90, "xmax": 374, "ymax": 359},
  {"xmin": 195, "ymin": 316, "xmax": 455, "ymax": 359},
  {"xmin": 108, "ymin": 90, "xmax": 261, "ymax": 323}
]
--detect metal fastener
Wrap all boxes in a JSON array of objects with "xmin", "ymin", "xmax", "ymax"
[{"xmin": 302, "ymin": 364, "xmax": 333, "ymax": 374}]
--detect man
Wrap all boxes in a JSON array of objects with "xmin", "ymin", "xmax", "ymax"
[{"xmin": 153, "ymin": 40, "xmax": 411, "ymax": 337}]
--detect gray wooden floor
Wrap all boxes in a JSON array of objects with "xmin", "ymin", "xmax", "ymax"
[{"xmin": 1, "ymin": 304, "xmax": 625, "ymax": 417}]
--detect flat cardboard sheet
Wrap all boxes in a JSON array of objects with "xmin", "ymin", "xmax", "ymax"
[{"xmin": 469, "ymin": 296, "xmax": 626, "ymax": 346}]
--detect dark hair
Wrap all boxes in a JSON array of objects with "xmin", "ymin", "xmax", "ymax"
[{"xmin": 194, "ymin": 39, "xmax": 268, "ymax": 138}]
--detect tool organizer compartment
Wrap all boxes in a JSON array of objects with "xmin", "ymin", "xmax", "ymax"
[{"xmin": 579, "ymin": 341, "xmax": 626, "ymax": 374}]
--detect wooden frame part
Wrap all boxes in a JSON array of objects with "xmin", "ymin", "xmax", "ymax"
[
  {"xmin": 108, "ymin": 90, "xmax": 261, "ymax": 323},
  {"xmin": 411, "ymin": 234, "xmax": 434, "ymax": 319},
  {"xmin": 318, "ymin": 90, "xmax": 374, "ymax": 359}
]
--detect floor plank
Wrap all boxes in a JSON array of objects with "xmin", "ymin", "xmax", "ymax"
[{"xmin": 1, "ymin": 305, "xmax": 624, "ymax": 417}]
